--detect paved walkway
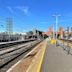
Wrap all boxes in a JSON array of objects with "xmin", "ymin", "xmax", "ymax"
[{"xmin": 41, "ymin": 43, "xmax": 72, "ymax": 72}]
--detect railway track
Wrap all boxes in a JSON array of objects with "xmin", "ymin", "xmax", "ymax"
[
  {"xmin": 58, "ymin": 39, "xmax": 72, "ymax": 47},
  {"xmin": 57, "ymin": 39, "xmax": 72, "ymax": 55},
  {"xmin": 60, "ymin": 39, "xmax": 72, "ymax": 43},
  {"xmin": 0, "ymin": 39, "xmax": 36, "ymax": 50},
  {"xmin": 0, "ymin": 40, "xmax": 41, "ymax": 72},
  {"xmin": 0, "ymin": 43, "xmax": 26, "ymax": 51},
  {"xmin": 0, "ymin": 40, "xmax": 37, "ymax": 55}
]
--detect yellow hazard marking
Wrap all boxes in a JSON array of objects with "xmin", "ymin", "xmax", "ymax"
[{"xmin": 37, "ymin": 42, "xmax": 47, "ymax": 72}]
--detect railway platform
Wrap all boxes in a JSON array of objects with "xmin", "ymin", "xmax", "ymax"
[{"xmin": 41, "ymin": 42, "xmax": 72, "ymax": 72}]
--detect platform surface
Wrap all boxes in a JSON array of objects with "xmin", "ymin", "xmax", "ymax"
[{"xmin": 41, "ymin": 43, "xmax": 72, "ymax": 72}]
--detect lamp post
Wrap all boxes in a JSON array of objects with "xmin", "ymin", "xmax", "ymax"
[
  {"xmin": 53, "ymin": 15, "xmax": 60, "ymax": 39},
  {"xmin": 53, "ymin": 14, "xmax": 61, "ymax": 45},
  {"xmin": 53, "ymin": 25, "xmax": 55, "ymax": 39}
]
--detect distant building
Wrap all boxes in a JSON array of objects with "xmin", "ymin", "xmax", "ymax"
[
  {"xmin": 43, "ymin": 26, "xmax": 64, "ymax": 39},
  {"xmin": 43, "ymin": 27, "xmax": 53, "ymax": 37}
]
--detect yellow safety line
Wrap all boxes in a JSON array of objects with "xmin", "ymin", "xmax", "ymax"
[{"xmin": 37, "ymin": 43, "xmax": 47, "ymax": 72}]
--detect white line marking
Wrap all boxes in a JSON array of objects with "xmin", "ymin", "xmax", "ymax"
[
  {"xmin": 26, "ymin": 48, "xmax": 42, "ymax": 72},
  {"xmin": 6, "ymin": 60, "xmax": 21, "ymax": 72}
]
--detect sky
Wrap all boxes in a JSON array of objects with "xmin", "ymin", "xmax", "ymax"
[{"xmin": 0, "ymin": 0, "xmax": 72, "ymax": 32}]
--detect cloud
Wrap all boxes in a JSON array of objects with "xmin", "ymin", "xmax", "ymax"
[
  {"xmin": 6, "ymin": 6, "xmax": 30, "ymax": 16},
  {"xmin": 7, "ymin": 6, "xmax": 14, "ymax": 13},
  {"xmin": 23, "ymin": 7, "xmax": 29, "ymax": 14},
  {"xmin": 15, "ymin": 6, "xmax": 29, "ymax": 15},
  {"xmin": 40, "ymin": 21, "xmax": 48, "ymax": 24}
]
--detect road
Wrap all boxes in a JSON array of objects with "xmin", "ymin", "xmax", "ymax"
[{"xmin": 41, "ymin": 43, "xmax": 72, "ymax": 72}]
